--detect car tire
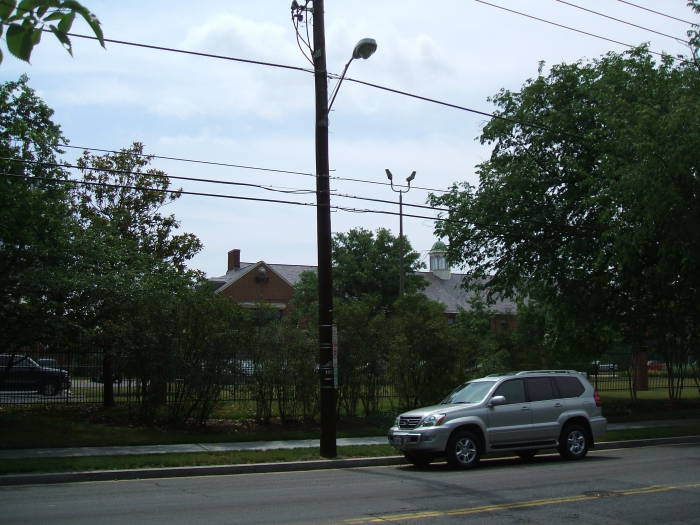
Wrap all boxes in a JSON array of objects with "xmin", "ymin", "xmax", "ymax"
[
  {"xmin": 446, "ymin": 430, "xmax": 481, "ymax": 469},
  {"xmin": 517, "ymin": 450, "xmax": 538, "ymax": 461},
  {"xmin": 404, "ymin": 452, "xmax": 433, "ymax": 468},
  {"xmin": 39, "ymin": 382, "xmax": 60, "ymax": 396},
  {"xmin": 558, "ymin": 424, "xmax": 589, "ymax": 460}
]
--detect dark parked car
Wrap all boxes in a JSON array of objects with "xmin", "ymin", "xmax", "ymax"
[{"xmin": 0, "ymin": 354, "xmax": 71, "ymax": 396}]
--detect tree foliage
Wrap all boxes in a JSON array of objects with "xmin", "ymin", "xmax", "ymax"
[
  {"xmin": 431, "ymin": 46, "xmax": 700, "ymax": 374},
  {"xmin": 332, "ymin": 227, "xmax": 425, "ymax": 310},
  {"xmin": 0, "ymin": 74, "xmax": 78, "ymax": 350},
  {"xmin": 0, "ymin": 0, "xmax": 103, "ymax": 64},
  {"xmin": 73, "ymin": 143, "xmax": 203, "ymax": 271}
]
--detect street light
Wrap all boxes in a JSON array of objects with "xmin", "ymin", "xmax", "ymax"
[
  {"xmin": 385, "ymin": 169, "xmax": 416, "ymax": 297},
  {"xmin": 301, "ymin": 0, "xmax": 377, "ymax": 459},
  {"xmin": 328, "ymin": 38, "xmax": 377, "ymax": 111}
]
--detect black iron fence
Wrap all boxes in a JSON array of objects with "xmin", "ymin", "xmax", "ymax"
[{"xmin": 1, "ymin": 349, "xmax": 697, "ymax": 410}]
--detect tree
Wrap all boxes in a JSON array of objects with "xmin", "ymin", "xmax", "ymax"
[
  {"xmin": 0, "ymin": 75, "xmax": 78, "ymax": 352},
  {"xmin": 430, "ymin": 46, "xmax": 700, "ymax": 396},
  {"xmin": 0, "ymin": 0, "xmax": 103, "ymax": 64},
  {"xmin": 73, "ymin": 143, "xmax": 203, "ymax": 270},
  {"xmin": 332, "ymin": 227, "xmax": 425, "ymax": 310},
  {"xmin": 687, "ymin": 1, "xmax": 700, "ymax": 65}
]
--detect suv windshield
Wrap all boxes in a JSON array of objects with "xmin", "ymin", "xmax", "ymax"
[{"xmin": 442, "ymin": 380, "xmax": 496, "ymax": 404}]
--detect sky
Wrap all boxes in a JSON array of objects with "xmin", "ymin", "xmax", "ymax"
[{"xmin": 3, "ymin": 0, "xmax": 697, "ymax": 277}]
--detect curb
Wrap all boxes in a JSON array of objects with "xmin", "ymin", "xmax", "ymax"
[{"xmin": 1, "ymin": 435, "xmax": 699, "ymax": 487}]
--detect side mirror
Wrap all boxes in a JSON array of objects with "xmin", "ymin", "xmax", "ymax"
[{"xmin": 489, "ymin": 395, "xmax": 507, "ymax": 407}]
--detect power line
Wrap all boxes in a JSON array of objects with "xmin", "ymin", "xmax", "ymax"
[
  {"xmin": 615, "ymin": 0, "xmax": 696, "ymax": 25},
  {"xmin": 1, "ymin": 157, "xmax": 316, "ymax": 196},
  {"xmin": 60, "ymin": 30, "xmax": 589, "ymax": 142},
  {"xmin": 59, "ymin": 143, "xmax": 451, "ymax": 194},
  {"xmin": 474, "ymin": 0, "xmax": 681, "ymax": 59},
  {"xmin": 553, "ymin": 0, "xmax": 685, "ymax": 42},
  {"xmin": 62, "ymin": 30, "xmax": 315, "ymax": 75},
  {"xmin": 3, "ymin": 171, "xmax": 444, "ymax": 223},
  {"xmin": 2, "ymin": 156, "xmax": 447, "ymax": 213},
  {"xmin": 8, "ymin": 171, "xmax": 601, "ymax": 242}
]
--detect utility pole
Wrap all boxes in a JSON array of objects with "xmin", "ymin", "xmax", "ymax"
[
  {"xmin": 386, "ymin": 169, "xmax": 416, "ymax": 297},
  {"xmin": 312, "ymin": 0, "xmax": 337, "ymax": 459}
]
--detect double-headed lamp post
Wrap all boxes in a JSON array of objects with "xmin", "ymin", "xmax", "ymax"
[
  {"xmin": 385, "ymin": 169, "xmax": 416, "ymax": 297},
  {"xmin": 310, "ymin": 0, "xmax": 377, "ymax": 459}
]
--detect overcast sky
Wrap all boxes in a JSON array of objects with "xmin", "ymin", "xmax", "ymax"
[{"xmin": 3, "ymin": 1, "xmax": 696, "ymax": 277}]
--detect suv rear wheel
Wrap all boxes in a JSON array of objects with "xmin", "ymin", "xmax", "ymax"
[
  {"xmin": 558, "ymin": 424, "xmax": 589, "ymax": 460},
  {"xmin": 446, "ymin": 430, "xmax": 481, "ymax": 469}
]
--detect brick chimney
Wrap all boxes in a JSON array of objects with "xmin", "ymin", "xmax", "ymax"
[{"xmin": 228, "ymin": 249, "xmax": 241, "ymax": 272}]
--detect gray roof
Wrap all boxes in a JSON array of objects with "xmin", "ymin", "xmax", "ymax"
[
  {"xmin": 417, "ymin": 272, "xmax": 516, "ymax": 315},
  {"xmin": 210, "ymin": 263, "xmax": 516, "ymax": 315}
]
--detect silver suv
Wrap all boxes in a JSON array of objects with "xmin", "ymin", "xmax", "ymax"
[{"xmin": 388, "ymin": 370, "xmax": 606, "ymax": 469}]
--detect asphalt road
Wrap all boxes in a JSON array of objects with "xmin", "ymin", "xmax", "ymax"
[{"xmin": 1, "ymin": 443, "xmax": 699, "ymax": 524}]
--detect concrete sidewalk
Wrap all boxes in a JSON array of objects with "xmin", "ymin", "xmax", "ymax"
[{"xmin": 0, "ymin": 419, "xmax": 697, "ymax": 460}]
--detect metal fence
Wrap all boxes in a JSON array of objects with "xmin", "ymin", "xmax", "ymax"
[{"xmin": 1, "ymin": 349, "xmax": 697, "ymax": 408}]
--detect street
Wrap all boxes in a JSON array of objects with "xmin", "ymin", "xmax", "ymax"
[{"xmin": 1, "ymin": 443, "xmax": 699, "ymax": 524}]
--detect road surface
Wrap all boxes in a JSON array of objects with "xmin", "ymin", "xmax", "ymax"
[{"xmin": 1, "ymin": 443, "xmax": 698, "ymax": 524}]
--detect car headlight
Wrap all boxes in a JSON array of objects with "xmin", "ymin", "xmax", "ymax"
[
  {"xmin": 419, "ymin": 414, "xmax": 446, "ymax": 427},
  {"xmin": 394, "ymin": 416, "xmax": 401, "ymax": 427}
]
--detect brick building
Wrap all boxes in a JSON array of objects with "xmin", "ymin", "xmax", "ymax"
[{"xmin": 209, "ymin": 243, "xmax": 517, "ymax": 326}]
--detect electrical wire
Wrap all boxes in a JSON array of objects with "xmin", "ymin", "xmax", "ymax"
[
  {"xmin": 61, "ymin": 29, "xmax": 590, "ymax": 141},
  {"xmin": 3, "ymin": 171, "xmax": 445, "ymax": 224},
  {"xmin": 2, "ymin": 156, "xmax": 448, "ymax": 213},
  {"xmin": 553, "ymin": 0, "xmax": 686, "ymax": 42},
  {"xmin": 615, "ymin": 0, "xmax": 696, "ymax": 25},
  {"xmin": 1, "ymin": 157, "xmax": 317, "ymax": 196},
  {"xmin": 58, "ymin": 144, "xmax": 451, "ymax": 194},
  {"xmin": 474, "ymin": 0, "xmax": 682, "ymax": 60},
  {"xmin": 6, "ymin": 170, "xmax": 602, "ymax": 242},
  {"xmin": 61, "ymin": 30, "xmax": 315, "ymax": 75}
]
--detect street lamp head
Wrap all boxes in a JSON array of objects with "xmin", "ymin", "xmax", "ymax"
[
  {"xmin": 385, "ymin": 168, "xmax": 393, "ymax": 181},
  {"xmin": 406, "ymin": 171, "xmax": 416, "ymax": 183},
  {"xmin": 352, "ymin": 38, "xmax": 377, "ymax": 60}
]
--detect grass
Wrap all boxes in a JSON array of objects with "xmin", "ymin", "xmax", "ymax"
[
  {"xmin": 2, "ymin": 425, "xmax": 700, "ymax": 476},
  {"xmin": 0, "ymin": 405, "xmax": 389, "ymax": 450}
]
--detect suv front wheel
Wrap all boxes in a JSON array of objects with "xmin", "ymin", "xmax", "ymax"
[
  {"xmin": 446, "ymin": 430, "xmax": 481, "ymax": 469},
  {"xmin": 558, "ymin": 424, "xmax": 589, "ymax": 460}
]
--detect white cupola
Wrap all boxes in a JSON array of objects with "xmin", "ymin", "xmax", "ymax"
[{"xmin": 429, "ymin": 241, "xmax": 451, "ymax": 280}]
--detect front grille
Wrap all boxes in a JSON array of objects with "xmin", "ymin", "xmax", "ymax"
[{"xmin": 399, "ymin": 416, "xmax": 421, "ymax": 429}]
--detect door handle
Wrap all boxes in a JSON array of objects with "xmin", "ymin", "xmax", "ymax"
[
  {"xmin": 520, "ymin": 406, "xmax": 530, "ymax": 411},
  {"xmin": 554, "ymin": 403, "xmax": 562, "ymax": 408}
]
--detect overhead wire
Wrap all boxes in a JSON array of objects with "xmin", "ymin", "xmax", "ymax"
[
  {"xmin": 2, "ymin": 156, "xmax": 448, "ymax": 213},
  {"xmin": 552, "ymin": 0, "xmax": 686, "ymax": 42},
  {"xmin": 614, "ymin": 0, "xmax": 696, "ymax": 25},
  {"xmin": 5, "ymin": 170, "xmax": 602, "ymax": 242},
  {"xmin": 58, "ymin": 143, "xmax": 451, "ymax": 194},
  {"xmin": 2, "ymin": 171, "xmax": 446, "ymax": 224},
  {"xmin": 473, "ymin": 0, "xmax": 686, "ymax": 60},
  {"xmin": 61, "ymin": 30, "xmax": 589, "ymax": 141}
]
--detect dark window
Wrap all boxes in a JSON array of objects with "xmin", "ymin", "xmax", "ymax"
[
  {"xmin": 493, "ymin": 379, "xmax": 526, "ymax": 404},
  {"xmin": 525, "ymin": 377, "xmax": 556, "ymax": 401},
  {"xmin": 554, "ymin": 376, "xmax": 585, "ymax": 398}
]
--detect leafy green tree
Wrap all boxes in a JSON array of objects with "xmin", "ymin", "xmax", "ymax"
[
  {"xmin": 0, "ymin": 75, "xmax": 78, "ymax": 352},
  {"xmin": 332, "ymin": 227, "xmax": 425, "ymax": 310},
  {"xmin": 387, "ymin": 294, "xmax": 462, "ymax": 408},
  {"xmin": 431, "ymin": 46, "xmax": 700, "ymax": 398},
  {"xmin": 334, "ymin": 298, "xmax": 390, "ymax": 417},
  {"xmin": 0, "ymin": 0, "xmax": 103, "ymax": 64},
  {"xmin": 73, "ymin": 143, "xmax": 203, "ymax": 270}
]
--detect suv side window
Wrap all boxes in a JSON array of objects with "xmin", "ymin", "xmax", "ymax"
[
  {"xmin": 525, "ymin": 377, "xmax": 556, "ymax": 401},
  {"xmin": 493, "ymin": 379, "xmax": 526, "ymax": 404},
  {"xmin": 554, "ymin": 376, "xmax": 585, "ymax": 398}
]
